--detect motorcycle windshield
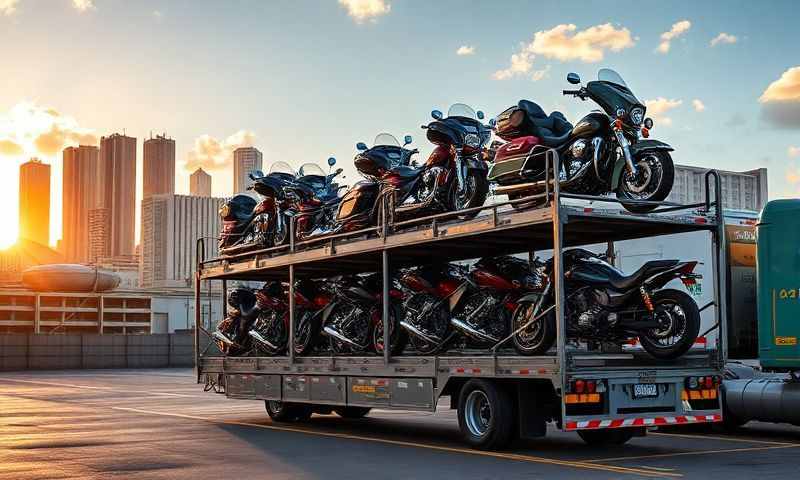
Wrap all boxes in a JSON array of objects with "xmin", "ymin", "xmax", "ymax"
[
  {"xmin": 269, "ymin": 161, "xmax": 295, "ymax": 177},
  {"xmin": 586, "ymin": 69, "xmax": 643, "ymax": 116},
  {"xmin": 447, "ymin": 103, "xmax": 477, "ymax": 119},
  {"xmin": 373, "ymin": 133, "xmax": 400, "ymax": 147},
  {"xmin": 597, "ymin": 68, "xmax": 628, "ymax": 88},
  {"xmin": 298, "ymin": 163, "xmax": 325, "ymax": 177}
]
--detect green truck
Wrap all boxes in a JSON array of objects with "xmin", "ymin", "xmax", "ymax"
[{"xmin": 723, "ymin": 199, "xmax": 800, "ymax": 427}]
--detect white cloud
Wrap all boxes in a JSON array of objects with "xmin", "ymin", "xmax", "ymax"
[
  {"xmin": 710, "ymin": 32, "xmax": 737, "ymax": 47},
  {"xmin": 760, "ymin": 66, "xmax": 800, "ymax": 128},
  {"xmin": 789, "ymin": 146, "xmax": 800, "ymax": 158},
  {"xmin": 531, "ymin": 65, "xmax": 551, "ymax": 82},
  {"xmin": 72, "ymin": 0, "xmax": 94, "ymax": 12},
  {"xmin": 338, "ymin": 0, "xmax": 390, "ymax": 24},
  {"xmin": 185, "ymin": 130, "xmax": 257, "ymax": 171},
  {"xmin": 0, "ymin": 101, "xmax": 97, "ymax": 157},
  {"xmin": 645, "ymin": 97, "xmax": 682, "ymax": 126},
  {"xmin": 692, "ymin": 99, "xmax": 705, "ymax": 112},
  {"xmin": 0, "ymin": 0, "xmax": 19, "ymax": 16},
  {"xmin": 530, "ymin": 23, "xmax": 635, "ymax": 63},
  {"xmin": 456, "ymin": 45, "xmax": 475, "ymax": 56},
  {"xmin": 657, "ymin": 20, "xmax": 691, "ymax": 54},
  {"xmin": 493, "ymin": 51, "xmax": 534, "ymax": 80}
]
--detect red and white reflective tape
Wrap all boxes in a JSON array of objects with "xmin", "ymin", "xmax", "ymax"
[
  {"xmin": 624, "ymin": 336, "xmax": 707, "ymax": 349},
  {"xmin": 565, "ymin": 414, "xmax": 721, "ymax": 431},
  {"xmin": 451, "ymin": 367, "xmax": 482, "ymax": 375}
]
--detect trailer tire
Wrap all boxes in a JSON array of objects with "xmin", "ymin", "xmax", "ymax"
[
  {"xmin": 457, "ymin": 379, "xmax": 514, "ymax": 450},
  {"xmin": 334, "ymin": 406, "xmax": 372, "ymax": 419},
  {"xmin": 577, "ymin": 428, "xmax": 636, "ymax": 445},
  {"xmin": 265, "ymin": 400, "xmax": 312, "ymax": 422}
]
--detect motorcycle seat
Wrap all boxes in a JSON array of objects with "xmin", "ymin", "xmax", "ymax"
[
  {"xmin": 391, "ymin": 165, "xmax": 425, "ymax": 179},
  {"xmin": 517, "ymin": 101, "xmax": 574, "ymax": 147},
  {"xmin": 607, "ymin": 259, "xmax": 680, "ymax": 291}
]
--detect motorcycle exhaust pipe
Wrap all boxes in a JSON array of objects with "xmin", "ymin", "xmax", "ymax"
[
  {"xmin": 248, "ymin": 330, "xmax": 280, "ymax": 351},
  {"xmin": 450, "ymin": 318, "xmax": 500, "ymax": 343},
  {"xmin": 212, "ymin": 331, "xmax": 235, "ymax": 346},
  {"xmin": 322, "ymin": 325, "xmax": 368, "ymax": 350},
  {"xmin": 399, "ymin": 320, "xmax": 442, "ymax": 345}
]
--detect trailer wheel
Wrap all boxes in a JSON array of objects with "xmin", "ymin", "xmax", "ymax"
[
  {"xmin": 333, "ymin": 406, "xmax": 372, "ymax": 419},
  {"xmin": 577, "ymin": 428, "xmax": 636, "ymax": 445},
  {"xmin": 457, "ymin": 379, "xmax": 514, "ymax": 450},
  {"xmin": 265, "ymin": 400, "xmax": 313, "ymax": 422}
]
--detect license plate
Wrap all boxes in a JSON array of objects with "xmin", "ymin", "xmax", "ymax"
[{"xmin": 633, "ymin": 383, "xmax": 658, "ymax": 398}]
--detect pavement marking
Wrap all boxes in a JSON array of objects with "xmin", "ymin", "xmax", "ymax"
[
  {"xmin": 586, "ymin": 444, "xmax": 800, "ymax": 463},
  {"xmin": 651, "ymin": 431, "xmax": 798, "ymax": 446},
  {"xmin": 1, "ymin": 378, "xmax": 202, "ymax": 398},
  {"xmin": 110, "ymin": 406, "xmax": 681, "ymax": 478}
]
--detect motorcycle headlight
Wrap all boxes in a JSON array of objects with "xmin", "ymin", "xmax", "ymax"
[
  {"xmin": 464, "ymin": 133, "xmax": 480, "ymax": 148},
  {"xmin": 219, "ymin": 204, "xmax": 230, "ymax": 219},
  {"xmin": 630, "ymin": 107, "xmax": 644, "ymax": 126}
]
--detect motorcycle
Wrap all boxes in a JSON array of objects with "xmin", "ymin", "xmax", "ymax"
[
  {"xmin": 510, "ymin": 248, "xmax": 702, "ymax": 360},
  {"xmin": 246, "ymin": 281, "xmax": 290, "ymax": 355},
  {"xmin": 488, "ymin": 68, "xmax": 674, "ymax": 213},
  {"xmin": 218, "ymin": 161, "xmax": 297, "ymax": 254},
  {"xmin": 290, "ymin": 278, "xmax": 334, "ymax": 355},
  {"xmin": 212, "ymin": 286, "xmax": 262, "ymax": 356},
  {"xmin": 320, "ymin": 273, "xmax": 407, "ymax": 355}
]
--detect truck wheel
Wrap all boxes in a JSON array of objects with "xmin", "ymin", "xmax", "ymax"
[
  {"xmin": 333, "ymin": 406, "xmax": 372, "ymax": 419},
  {"xmin": 457, "ymin": 379, "xmax": 514, "ymax": 450},
  {"xmin": 265, "ymin": 400, "xmax": 313, "ymax": 422},
  {"xmin": 577, "ymin": 428, "xmax": 636, "ymax": 445}
]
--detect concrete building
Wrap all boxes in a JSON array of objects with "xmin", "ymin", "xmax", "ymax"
[
  {"xmin": 190, "ymin": 167, "xmax": 212, "ymax": 197},
  {"xmin": 143, "ymin": 134, "xmax": 176, "ymax": 199},
  {"xmin": 88, "ymin": 208, "xmax": 110, "ymax": 263},
  {"xmin": 140, "ymin": 194, "xmax": 224, "ymax": 288},
  {"xmin": 62, "ymin": 145, "xmax": 100, "ymax": 263},
  {"xmin": 668, "ymin": 165, "xmax": 768, "ymax": 212},
  {"xmin": 233, "ymin": 146, "xmax": 262, "ymax": 194},
  {"xmin": 19, "ymin": 159, "xmax": 51, "ymax": 246},
  {"xmin": 98, "ymin": 133, "xmax": 137, "ymax": 257}
]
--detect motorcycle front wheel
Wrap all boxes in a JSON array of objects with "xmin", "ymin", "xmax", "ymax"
[
  {"xmin": 293, "ymin": 311, "xmax": 321, "ymax": 356},
  {"xmin": 451, "ymin": 170, "xmax": 489, "ymax": 219},
  {"xmin": 511, "ymin": 300, "xmax": 556, "ymax": 356},
  {"xmin": 616, "ymin": 151, "xmax": 674, "ymax": 213},
  {"xmin": 638, "ymin": 289, "xmax": 700, "ymax": 360},
  {"xmin": 371, "ymin": 303, "xmax": 408, "ymax": 356}
]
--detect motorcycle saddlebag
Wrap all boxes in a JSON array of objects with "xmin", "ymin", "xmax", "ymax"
[
  {"xmin": 337, "ymin": 181, "xmax": 379, "ymax": 222},
  {"xmin": 487, "ymin": 136, "xmax": 541, "ymax": 183},
  {"xmin": 495, "ymin": 105, "xmax": 536, "ymax": 141}
]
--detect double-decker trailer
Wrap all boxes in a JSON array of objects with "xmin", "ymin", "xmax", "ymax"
[{"xmin": 194, "ymin": 156, "xmax": 727, "ymax": 449}]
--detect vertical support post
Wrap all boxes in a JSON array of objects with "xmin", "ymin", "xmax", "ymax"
[
  {"xmin": 382, "ymin": 250, "xmax": 390, "ymax": 366},
  {"xmin": 33, "ymin": 293, "xmax": 40, "ymax": 334},
  {"xmin": 289, "ymin": 265, "xmax": 296, "ymax": 365},
  {"xmin": 550, "ymin": 150, "xmax": 567, "ymax": 398},
  {"xmin": 221, "ymin": 279, "xmax": 228, "ymax": 318},
  {"xmin": 98, "ymin": 295, "xmax": 104, "ymax": 334},
  {"xmin": 712, "ymin": 172, "xmax": 728, "ymax": 365},
  {"xmin": 194, "ymin": 273, "xmax": 201, "ymax": 382}
]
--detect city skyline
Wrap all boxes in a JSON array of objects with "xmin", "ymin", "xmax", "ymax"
[{"xmin": 1, "ymin": 0, "xmax": 799, "ymax": 249}]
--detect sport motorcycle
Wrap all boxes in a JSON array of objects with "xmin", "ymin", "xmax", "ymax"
[
  {"xmin": 510, "ymin": 248, "xmax": 702, "ymax": 360},
  {"xmin": 488, "ymin": 68, "xmax": 674, "ymax": 213}
]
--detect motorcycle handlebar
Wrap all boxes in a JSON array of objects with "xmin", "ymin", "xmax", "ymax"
[{"xmin": 563, "ymin": 89, "xmax": 581, "ymax": 96}]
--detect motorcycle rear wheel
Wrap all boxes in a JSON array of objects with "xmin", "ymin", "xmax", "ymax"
[
  {"xmin": 616, "ymin": 151, "xmax": 674, "ymax": 213},
  {"xmin": 371, "ymin": 303, "xmax": 408, "ymax": 356},
  {"xmin": 326, "ymin": 304, "xmax": 373, "ymax": 355},
  {"xmin": 638, "ymin": 289, "xmax": 700, "ymax": 360},
  {"xmin": 293, "ymin": 313, "xmax": 321, "ymax": 356}
]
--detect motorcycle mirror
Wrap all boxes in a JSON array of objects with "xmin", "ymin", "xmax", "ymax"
[
  {"xmin": 248, "ymin": 170, "xmax": 264, "ymax": 180},
  {"xmin": 356, "ymin": 142, "xmax": 368, "ymax": 151},
  {"xmin": 644, "ymin": 118, "xmax": 654, "ymax": 129},
  {"xmin": 476, "ymin": 110, "xmax": 485, "ymax": 120},
  {"xmin": 567, "ymin": 72, "xmax": 581, "ymax": 84},
  {"xmin": 488, "ymin": 118, "xmax": 497, "ymax": 128},
  {"xmin": 403, "ymin": 135, "xmax": 413, "ymax": 146},
  {"xmin": 431, "ymin": 109, "xmax": 443, "ymax": 120},
  {"xmin": 327, "ymin": 157, "xmax": 336, "ymax": 167}
]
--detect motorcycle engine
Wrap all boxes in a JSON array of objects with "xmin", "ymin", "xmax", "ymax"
[
  {"xmin": 417, "ymin": 166, "xmax": 445, "ymax": 202},
  {"xmin": 564, "ymin": 139, "xmax": 592, "ymax": 178},
  {"xmin": 569, "ymin": 288, "xmax": 609, "ymax": 333},
  {"xmin": 458, "ymin": 293, "xmax": 509, "ymax": 340}
]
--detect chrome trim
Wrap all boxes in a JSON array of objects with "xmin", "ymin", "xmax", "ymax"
[
  {"xmin": 450, "ymin": 318, "xmax": 500, "ymax": 343},
  {"xmin": 248, "ymin": 330, "xmax": 280, "ymax": 350},
  {"xmin": 399, "ymin": 320, "xmax": 442, "ymax": 344},
  {"xmin": 322, "ymin": 325, "xmax": 368, "ymax": 349}
]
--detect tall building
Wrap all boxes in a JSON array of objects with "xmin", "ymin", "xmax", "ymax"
[
  {"xmin": 88, "ymin": 208, "xmax": 110, "ymax": 263},
  {"xmin": 190, "ymin": 167, "xmax": 212, "ymax": 197},
  {"xmin": 667, "ymin": 165, "xmax": 768, "ymax": 212},
  {"xmin": 62, "ymin": 145, "xmax": 100, "ymax": 263},
  {"xmin": 143, "ymin": 133, "xmax": 176, "ymax": 199},
  {"xmin": 19, "ymin": 159, "xmax": 51, "ymax": 246},
  {"xmin": 98, "ymin": 133, "xmax": 137, "ymax": 258},
  {"xmin": 233, "ymin": 147, "xmax": 262, "ymax": 194},
  {"xmin": 140, "ymin": 194, "xmax": 224, "ymax": 288}
]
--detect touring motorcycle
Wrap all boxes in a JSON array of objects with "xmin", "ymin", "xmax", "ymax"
[
  {"xmin": 320, "ymin": 272, "xmax": 407, "ymax": 355},
  {"xmin": 212, "ymin": 286, "xmax": 264, "ymax": 356},
  {"xmin": 511, "ymin": 248, "xmax": 702, "ymax": 359},
  {"xmin": 488, "ymin": 69, "xmax": 674, "ymax": 213}
]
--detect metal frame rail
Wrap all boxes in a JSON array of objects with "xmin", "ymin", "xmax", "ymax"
[{"xmin": 194, "ymin": 149, "xmax": 727, "ymax": 406}]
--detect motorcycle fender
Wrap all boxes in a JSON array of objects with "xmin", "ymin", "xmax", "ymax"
[
  {"xmin": 629, "ymin": 139, "xmax": 674, "ymax": 157},
  {"xmin": 448, "ymin": 283, "xmax": 469, "ymax": 311}
]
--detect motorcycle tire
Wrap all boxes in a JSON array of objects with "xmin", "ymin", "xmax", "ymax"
[
  {"xmin": 511, "ymin": 300, "xmax": 556, "ymax": 356},
  {"xmin": 638, "ymin": 289, "xmax": 701, "ymax": 360},
  {"xmin": 371, "ymin": 303, "xmax": 408, "ymax": 356},
  {"xmin": 333, "ymin": 406, "xmax": 371, "ymax": 419},
  {"xmin": 451, "ymin": 170, "xmax": 489, "ymax": 220},
  {"xmin": 294, "ymin": 313, "xmax": 321, "ymax": 356},
  {"xmin": 616, "ymin": 150, "xmax": 674, "ymax": 214}
]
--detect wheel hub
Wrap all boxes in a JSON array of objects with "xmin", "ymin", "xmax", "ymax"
[{"xmin": 464, "ymin": 390, "xmax": 492, "ymax": 437}]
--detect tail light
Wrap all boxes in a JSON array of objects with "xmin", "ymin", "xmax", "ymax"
[
  {"xmin": 565, "ymin": 379, "xmax": 604, "ymax": 404},
  {"xmin": 684, "ymin": 375, "xmax": 721, "ymax": 390},
  {"xmin": 679, "ymin": 262, "xmax": 702, "ymax": 288}
]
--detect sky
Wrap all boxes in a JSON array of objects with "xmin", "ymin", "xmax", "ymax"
[{"xmin": 0, "ymin": 0, "xmax": 798, "ymax": 249}]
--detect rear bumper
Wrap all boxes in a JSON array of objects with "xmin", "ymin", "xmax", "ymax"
[{"xmin": 565, "ymin": 413, "xmax": 721, "ymax": 431}]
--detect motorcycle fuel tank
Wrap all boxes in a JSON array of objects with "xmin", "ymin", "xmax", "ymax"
[
  {"xmin": 472, "ymin": 269, "xmax": 516, "ymax": 292},
  {"xmin": 569, "ymin": 111, "xmax": 608, "ymax": 140}
]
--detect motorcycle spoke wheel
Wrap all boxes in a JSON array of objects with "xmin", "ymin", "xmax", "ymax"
[
  {"xmin": 638, "ymin": 289, "xmax": 700, "ymax": 360},
  {"xmin": 511, "ymin": 301, "xmax": 555, "ymax": 355},
  {"xmin": 616, "ymin": 151, "xmax": 674, "ymax": 213}
]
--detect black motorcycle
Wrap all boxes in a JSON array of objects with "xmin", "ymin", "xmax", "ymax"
[
  {"xmin": 488, "ymin": 68, "xmax": 674, "ymax": 213},
  {"xmin": 511, "ymin": 248, "xmax": 702, "ymax": 360}
]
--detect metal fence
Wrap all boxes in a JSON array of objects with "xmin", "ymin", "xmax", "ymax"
[{"xmin": 0, "ymin": 333, "xmax": 194, "ymax": 371}]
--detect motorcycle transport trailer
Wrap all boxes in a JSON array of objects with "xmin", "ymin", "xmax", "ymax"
[{"xmin": 194, "ymin": 150, "xmax": 728, "ymax": 449}]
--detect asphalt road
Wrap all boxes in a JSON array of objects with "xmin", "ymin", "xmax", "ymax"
[{"xmin": 2, "ymin": 369, "xmax": 799, "ymax": 480}]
